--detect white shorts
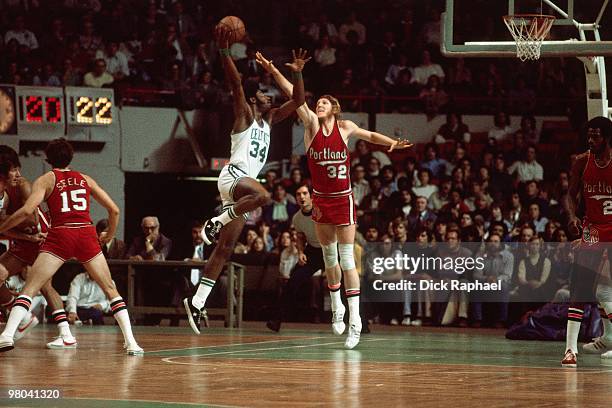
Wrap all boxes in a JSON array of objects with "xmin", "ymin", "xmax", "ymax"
[{"xmin": 218, "ymin": 165, "xmax": 251, "ymax": 220}]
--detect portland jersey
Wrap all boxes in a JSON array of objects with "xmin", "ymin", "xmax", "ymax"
[
  {"xmin": 307, "ymin": 119, "xmax": 351, "ymax": 197},
  {"xmin": 582, "ymin": 150, "xmax": 612, "ymax": 225},
  {"xmin": 229, "ymin": 118, "xmax": 271, "ymax": 178},
  {"xmin": 46, "ymin": 169, "xmax": 93, "ymax": 227}
]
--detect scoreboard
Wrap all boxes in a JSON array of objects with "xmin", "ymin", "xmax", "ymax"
[{"xmin": 0, "ymin": 85, "xmax": 116, "ymax": 141}]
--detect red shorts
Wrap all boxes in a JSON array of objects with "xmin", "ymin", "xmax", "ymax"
[
  {"xmin": 8, "ymin": 240, "xmax": 41, "ymax": 266},
  {"xmin": 40, "ymin": 225, "xmax": 102, "ymax": 263},
  {"xmin": 312, "ymin": 193, "xmax": 356, "ymax": 226},
  {"xmin": 580, "ymin": 221, "xmax": 612, "ymax": 251}
]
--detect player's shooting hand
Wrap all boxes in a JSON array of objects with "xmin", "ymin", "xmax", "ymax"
[
  {"xmin": 285, "ymin": 48, "xmax": 311, "ymax": 72},
  {"xmin": 388, "ymin": 138, "xmax": 414, "ymax": 152},
  {"xmin": 298, "ymin": 252, "xmax": 307, "ymax": 265},
  {"xmin": 255, "ymin": 51, "xmax": 275, "ymax": 73},
  {"xmin": 214, "ymin": 25, "xmax": 231, "ymax": 49}
]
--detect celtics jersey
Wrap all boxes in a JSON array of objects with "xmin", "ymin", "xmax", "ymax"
[{"xmin": 229, "ymin": 118, "xmax": 271, "ymax": 178}]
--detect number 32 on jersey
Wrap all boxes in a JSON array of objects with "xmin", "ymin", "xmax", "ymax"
[{"xmin": 326, "ymin": 164, "xmax": 347, "ymax": 179}]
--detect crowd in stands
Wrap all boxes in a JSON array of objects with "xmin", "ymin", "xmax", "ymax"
[{"xmin": 1, "ymin": 0, "xmax": 607, "ymax": 116}]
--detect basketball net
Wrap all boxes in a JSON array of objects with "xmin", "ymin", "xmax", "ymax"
[{"xmin": 503, "ymin": 14, "xmax": 555, "ymax": 61}]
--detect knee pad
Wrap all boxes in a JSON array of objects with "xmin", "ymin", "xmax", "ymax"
[
  {"xmin": 338, "ymin": 243, "xmax": 356, "ymax": 271},
  {"xmin": 322, "ymin": 242, "xmax": 338, "ymax": 270}
]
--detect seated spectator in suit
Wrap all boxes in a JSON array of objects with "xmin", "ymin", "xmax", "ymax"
[
  {"xmin": 263, "ymin": 184, "xmax": 299, "ymax": 234},
  {"xmin": 408, "ymin": 196, "xmax": 437, "ymax": 231},
  {"xmin": 96, "ymin": 218, "xmax": 125, "ymax": 259},
  {"xmin": 66, "ymin": 272, "xmax": 111, "ymax": 325},
  {"xmin": 126, "ymin": 216, "xmax": 172, "ymax": 261}
]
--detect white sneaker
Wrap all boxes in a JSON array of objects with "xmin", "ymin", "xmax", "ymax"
[
  {"xmin": 390, "ymin": 318, "xmax": 399, "ymax": 326},
  {"xmin": 332, "ymin": 305, "xmax": 346, "ymax": 335},
  {"xmin": 0, "ymin": 334, "xmax": 14, "ymax": 352},
  {"xmin": 411, "ymin": 319, "xmax": 423, "ymax": 326},
  {"xmin": 14, "ymin": 314, "xmax": 39, "ymax": 341},
  {"xmin": 583, "ymin": 337, "xmax": 611, "ymax": 354},
  {"xmin": 126, "ymin": 343, "xmax": 144, "ymax": 356},
  {"xmin": 601, "ymin": 350, "xmax": 612, "ymax": 359},
  {"xmin": 344, "ymin": 323, "xmax": 362, "ymax": 349},
  {"xmin": 46, "ymin": 335, "xmax": 77, "ymax": 349},
  {"xmin": 401, "ymin": 317, "xmax": 411, "ymax": 326}
]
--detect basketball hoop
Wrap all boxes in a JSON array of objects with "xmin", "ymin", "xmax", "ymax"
[{"xmin": 503, "ymin": 14, "xmax": 555, "ymax": 61}]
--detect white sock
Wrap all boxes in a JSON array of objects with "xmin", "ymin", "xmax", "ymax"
[
  {"xmin": 57, "ymin": 321, "xmax": 72, "ymax": 337},
  {"xmin": 329, "ymin": 288, "xmax": 342, "ymax": 311},
  {"xmin": 2, "ymin": 296, "xmax": 31, "ymax": 338},
  {"xmin": 110, "ymin": 297, "xmax": 137, "ymax": 345},
  {"xmin": 566, "ymin": 307, "xmax": 584, "ymax": 353},
  {"xmin": 192, "ymin": 277, "xmax": 216, "ymax": 309},
  {"xmin": 599, "ymin": 302, "xmax": 612, "ymax": 342},
  {"xmin": 212, "ymin": 207, "xmax": 238, "ymax": 226},
  {"xmin": 346, "ymin": 289, "xmax": 361, "ymax": 326}
]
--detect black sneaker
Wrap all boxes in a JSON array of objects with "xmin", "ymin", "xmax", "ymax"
[
  {"xmin": 183, "ymin": 297, "xmax": 205, "ymax": 334},
  {"xmin": 266, "ymin": 320, "xmax": 281, "ymax": 332},
  {"xmin": 201, "ymin": 219, "xmax": 223, "ymax": 245}
]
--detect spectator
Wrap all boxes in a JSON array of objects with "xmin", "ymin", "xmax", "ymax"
[
  {"xmin": 351, "ymin": 164, "xmax": 370, "ymax": 206},
  {"xmin": 278, "ymin": 231, "xmax": 299, "ymax": 279},
  {"xmin": 435, "ymin": 112, "xmax": 471, "ymax": 144},
  {"xmin": 188, "ymin": 43, "xmax": 214, "ymax": 83},
  {"xmin": 508, "ymin": 76, "xmax": 536, "ymax": 113},
  {"xmin": 258, "ymin": 221, "xmax": 275, "ymax": 252},
  {"xmin": 195, "ymin": 71, "xmax": 220, "ymax": 110},
  {"xmin": 429, "ymin": 177, "xmax": 452, "ymax": 211},
  {"xmin": 418, "ymin": 7, "xmax": 442, "ymax": 46},
  {"xmin": 387, "ymin": 69, "xmax": 419, "ymax": 112},
  {"xmin": 488, "ymin": 111, "xmax": 513, "ymax": 143},
  {"xmin": 96, "ymin": 219, "xmax": 126, "ymax": 259},
  {"xmin": 263, "ymin": 169, "xmax": 278, "ymax": 193},
  {"xmin": 66, "ymin": 272, "xmax": 111, "ymax": 326},
  {"xmin": 380, "ymin": 165, "xmax": 398, "ymax": 198},
  {"xmin": 514, "ymin": 237, "xmax": 552, "ymax": 308},
  {"xmin": 525, "ymin": 203, "xmax": 549, "ymax": 234},
  {"xmin": 408, "ymin": 196, "xmax": 437, "ymax": 231},
  {"xmin": 314, "ymin": 34, "xmax": 336, "ymax": 86},
  {"xmin": 419, "ymin": 75, "xmax": 448, "ymax": 119},
  {"xmin": 366, "ymin": 156, "xmax": 382, "ymax": 179},
  {"xmin": 4, "ymin": 15, "xmax": 38, "ymax": 51},
  {"xmin": 489, "ymin": 153, "xmax": 513, "ymax": 201},
  {"xmin": 96, "ymin": 41, "xmax": 130, "ymax": 81},
  {"xmin": 338, "ymin": 11, "xmax": 366, "ymax": 45},
  {"xmin": 471, "ymin": 233, "xmax": 513, "ymax": 327},
  {"xmin": 234, "ymin": 228, "xmax": 259, "ymax": 254},
  {"xmin": 447, "ymin": 58, "xmax": 473, "ymax": 94},
  {"xmin": 384, "ymin": 53, "xmax": 410, "ymax": 87},
  {"xmin": 412, "ymin": 168, "xmax": 438, "ymax": 200},
  {"xmin": 421, "ymin": 143, "xmax": 450, "ymax": 178},
  {"xmin": 83, "ymin": 59, "xmax": 114, "ymax": 88},
  {"xmin": 127, "ymin": 216, "xmax": 172, "ymax": 261},
  {"xmin": 283, "ymin": 168, "xmax": 304, "ymax": 198},
  {"xmin": 238, "ymin": 45, "xmax": 265, "ymax": 80},
  {"xmin": 306, "ymin": 13, "xmax": 338, "ymax": 44},
  {"xmin": 515, "ymin": 114, "xmax": 538, "ymax": 144},
  {"xmin": 411, "ymin": 50, "xmax": 445, "ymax": 86},
  {"xmin": 79, "ymin": 20, "xmax": 103, "ymax": 57},
  {"xmin": 61, "ymin": 58, "xmax": 82, "ymax": 86},
  {"xmin": 32, "ymin": 64, "xmax": 61, "ymax": 87},
  {"xmin": 259, "ymin": 72, "xmax": 283, "ymax": 105},
  {"xmin": 169, "ymin": 0, "xmax": 196, "ymax": 40},
  {"xmin": 507, "ymin": 145, "xmax": 544, "ymax": 182},
  {"xmin": 262, "ymin": 184, "xmax": 299, "ymax": 233}
]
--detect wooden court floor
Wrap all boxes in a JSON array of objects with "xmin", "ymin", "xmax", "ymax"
[{"xmin": 0, "ymin": 322, "xmax": 611, "ymax": 407}]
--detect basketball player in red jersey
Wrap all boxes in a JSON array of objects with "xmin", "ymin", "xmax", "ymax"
[
  {"xmin": 562, "ymin": 116, "xmax": 612, "ymax": 367},
  {"xmin": 0, "ymin": 139, "xmax": 143, "ymax": 355},
  {"xmin": 0, "ymin": 146, "xmax": 79, "ymax": 348},
  {"xmin": 255, "ymin": 52, "xmax": 411, "ymax": 348}
]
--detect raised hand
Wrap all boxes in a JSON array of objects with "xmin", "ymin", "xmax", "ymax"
[
  {"xmin": 214, "ymin": 24, "xmax": 231, "ymax": 49},
  {"xmin": 285, "ymin": 48, "xmax": 311, "ymax": 72},
  {"xmin": 255, "ymin": 51, "xmax": 275, "ymax": 73},
  {"xmin": 388, "ymin": 138, "xmax": 414, "ymax": 152}
]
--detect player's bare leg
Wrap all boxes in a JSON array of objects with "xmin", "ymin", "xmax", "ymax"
[
  {"xmin": 0, "ymin": 253, "xmax": 64, "ymax": 352},
  {"xmin": 337, "ymin": 224, "xmax": 361, "ymax": 349},
  {"xmin": 202, "ymin": 178, "xmax": 270, "ymax": 245},
  {"xmin": 315, "ymin": 223, "xmax": 346, "ymax": 336},
  {"xmin": 83, "ymin": 253, "xmax": 142, "ymax": 355},
  {"xmin": 185, "ymin": 216, "xmax": 246, "ymax": 334}
]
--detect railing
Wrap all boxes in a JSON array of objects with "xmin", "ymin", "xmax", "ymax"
[{"xmin": 107, "ymin": 259, "xmax": 245, "ymax": 328}]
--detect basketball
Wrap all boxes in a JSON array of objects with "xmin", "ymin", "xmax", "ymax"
[{"xmin": 218, "ymin": 16, "xmax": 246, "ymax": 44}]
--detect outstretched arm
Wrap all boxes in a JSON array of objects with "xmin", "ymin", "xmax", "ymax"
[
  {"xmin": 86, "ymin": 175, "xmax": 119, "ymax": 245},
  {"xmin": 268, "ymin": 49, "xmax": 310, "ymax": 125},
  {"xmin": 0, "ymin": 174, "xmax": 51, "ymax": 235},
  {"xmin": 342, "ymin": 120, "xmax": 414, "ymax": 152},
  {"xmin": 216, "ymin": 25, "xmax": 252, "ymax": 132},
  {"xmin": 256, "ymin": 51, "xmax": 317, "ymax": 130}
]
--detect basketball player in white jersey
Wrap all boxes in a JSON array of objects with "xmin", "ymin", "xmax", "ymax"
[{"xmin": 183, "ymin": 26, "xmax": 309, "ymax": 333}]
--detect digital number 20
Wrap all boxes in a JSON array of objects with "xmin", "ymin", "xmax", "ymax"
[
  {"xmin": 60, "ymin": 189, "xmax": 87, "ymax": 213},
  {"xmin": 326, "ymin": 165, "xmax": 347, "ymax": 179}
]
